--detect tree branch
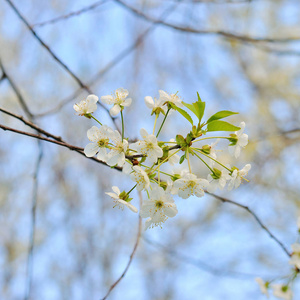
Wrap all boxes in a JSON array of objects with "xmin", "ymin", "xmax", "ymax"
[{"xmin": 207, "ymin": 192, "xmax": 291, "ymax": 258}]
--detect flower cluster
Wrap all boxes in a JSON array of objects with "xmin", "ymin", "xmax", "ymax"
[{"xmin": 74, "ymin": 89, "xmax": 251, "ymax": 230}]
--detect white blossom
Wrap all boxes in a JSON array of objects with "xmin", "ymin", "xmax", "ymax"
[
  {"xmin": 159, "ymin": 90, "xmax": 183, "ymax": 107},
  {"xmin": 84, "ymin": 125, "xmax": 113, "ymax": 161},
  {"xmin": 130, "ymin": 128, "xmax": 163, "ymax": 164},
  {"xmin": 172, "ymin": 172, "xmax": 209, "ymax": 199},
  {"xmin": 106, "ymin": 130, "xmax": 128, "ymax": 167},
  {"xmin": 130, "ymin": 166, "xmax": 150, "ymax": 191},
  {"xmin": 255, "ymin": 277, "xmax": 269, "ymax": 298},
  {"xmin": 207, "ymin": 170, "xmax": 231, "ymax": 193},
  {"xmin": 101, "ymin": 88, "xmax": 132, "ymax": 116},
  {"xmin": 229, "ymin": 122, "xmax": 249, "ymax": 158},
  {"xmin": 144, "ymin": 96, "xmax": 167, "ymax": 115},
  {"xmin": 122, "ymin": 160, "xmax": 133, "ymax": 174},
  {"xmin": 227, "ymin": 164, "xmax": 251, "ymax": 191},
  {"xmin": 272, "ymin": 284, "xmax": 292, "ymax": 300},
  {"xmin": 73, "ymin": 94, "xmax": 98, "ymax": 116},
  {"xmin": 289, "ymin": 243, "xmax": 300, "ymax": 269},
  {"xmin": 106, "ymin": 186, "xmax": 138, "ymax": 213},
  {"xmin": 140, "ymin": 185, "xmax": 178, "ymax": 229}
]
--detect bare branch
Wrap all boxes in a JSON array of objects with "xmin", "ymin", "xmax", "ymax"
[
  {"xmin": 207, "ymin": 192, "xmax": 291, "ymax": 258},
  {"xmin": 101, "ymin": 192, "xmax": 143, "ymax": 300},
  {"xmin": 32, "ymin": 0, "xmax": 109, "ymax": 28},
  {"xmin": 114, "ymin": 0, "xmax": 300, "ymax": 44}
]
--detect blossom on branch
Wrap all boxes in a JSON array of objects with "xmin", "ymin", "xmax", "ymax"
[
  {"xmin": 272, "ymin": 284, "xmax": 292, "ymax": 300},
  {"xmin": 172, "ymin": 172, "xmax": 209, "ymax": 199},
  {"xmin": 130, "ymin": 128, "xmax": 163, "ymax": 164},
  {"xmin": 73, "ymin": 94, "xmax": 98, "ymax": 116},
  {"xmin": 159, "ymin": 90, "xmax": 183, "ymax": 107},
  {"xmin": 106, "ymin": 186, "xmax": 138, "ymax": 213},
  {"xmin": 255, "ymin": 277, "xmax": 269, "ymax": 298},
  {"xmin": 289, "ymin": 243, "xmax": 300, "ymax": 269},
  {"xmin": 101, "ymin": 88, "xmax": 132, "ymax": 116},
  {"xmin": 227, "ymin": 164, "xmax": 251, "ymax": 190},
  {"xmin": 84, "ymin": 125, "xmax": 113, "ymax": 161},
  {"xmin": 207, "ymin": 169, "xmax": 231, "ymax": 193},
  {"xmin": 144, "ymin": 96, "xmax": 167, "ymax": 115},
  {"xmin": 140, "ymin": 185, "xmax": 178, "ymax": 229},
  {"xmin": 228, "ymin": 121, "xmax": 249, "ymax": 158},
  {"xmin": 106, "ymin": 130, "xmax": 128, "ymax": 167},
  {"xmin": 130, "ymin": 166, "xmax": 150, "ymax": 191}
]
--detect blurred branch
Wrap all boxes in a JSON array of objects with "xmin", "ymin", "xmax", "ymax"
[
  {"xmin": 101, "ymin": 191, "xmax": 143, "ymax": 300},
  {"xmin": 33, "ymin": 1, "xmax": 180, "ymax": 118},
  {"xmin": 32, "ymin": 0, "xmax": 109, "ymax": 28},
  {"xmin": 115, "ymin": 0, "xmax": 300, "ymax": 44},
  {"xmin": 0, "ymin": 58, "xmax": 34, "ymax": 119},
  {"xmin": 4, "ymin": 0, "xmax": 118, "ymax": 127},
  {"xmin": 24, "ymin": 140, "xmax": 43, "ymax": 300},
  {"xmin": 143, "ymin": 237, "xmax": 256, "ymax": 279},
  {"xmin": 207, "ymin": 192, "xmax": 291, "ymax": 258}
]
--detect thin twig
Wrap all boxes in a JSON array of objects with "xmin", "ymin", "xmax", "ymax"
[
  {"xmin": 207, "ymin": 192, "xmax": 291, "ymax": 258},
  {"xmin": 114, "ymin": 0, "xmax": 300, "ymax": 44},
  {"xmin": 101, "ymin": 192, "xmax": 143, "ymax": 300},
  {"xmin": 32, "ymin": 0, "xmax": 109, "ymax": 28},
  {"xmin": 0, "ymin": 123, "xmax": 121, "ymax": 170},
  {"xmin": 24, "ymin": 140, "xmax": 43, "ymax": 300}
]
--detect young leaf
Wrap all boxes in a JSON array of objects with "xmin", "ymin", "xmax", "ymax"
[
  {"xmin": 182, "ymin": 102, "xmax": 198, "ymax": 116},
  {"xmin": 207, "ymin": 110, "xmax": 238, "ymax": 123},
  {"xmin": 179, "ymin": 153, "xmax": 186, "ymax": 164},
  {"xmin": 174, "ymin": 106, "xmax": 193, "ymax": 125},
  {"xmin": 193, "ymin": 101, "xmax": 205, "ymax": 123},
  {"xmin": 207, "ymin": 120, "xmax": 241, "ymax": 132}
]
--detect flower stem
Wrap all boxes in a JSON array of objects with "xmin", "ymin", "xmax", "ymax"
[
  {"xmin": 153, "ymin": 114, "xmax": 159, "ymax": 135},
  {"xmin": 193, "ymin": 147, "xmax": 231, "ymax": 172},
  {"xmin": 156, "ymin": 108, "xmax": 170, "ymax": 138},
  {"xmin": 187, "ymin": 149, "xmax": 192, "ymax": 173},
  {"xmin": 192, "ymin": 136, "xmax": 229, "ymax": 143},
  {"xmin": 91, "ymin": 115, "xmax": 102, "ymax": 126},
  {"xmin": 120, "ymin": 110, "xmax": 125, "ymax": 141},
  {"xmin": 151, "ymin": 148, "xmax": 181, "ymax": 173},
  {"xmin": 192, "ymin": 149, "xmax": 215, "ymax": 173},
  {"xmin": 127, "ymin": 184, "xmax": 137, "ymax": 195}
]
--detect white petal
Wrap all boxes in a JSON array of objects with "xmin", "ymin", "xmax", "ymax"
[
  {"xmin": 122, "ymin": 98, "xmax": 132, "ymax": 107},
  {"xmin": 110, "ymin": 105, "xmax": 121, "ymax": 116},
  {"xmin": 86, "ymin": 94, "xmax": 99, "ymax": 103},
  {"xmin": 84, "ymin": 143, "xmax": 99, "ymax": 157},
  {"xmin": 140, "ymin": 128, "xmax": 148, "ymax": 139},
  {"xmin": 144, "ymin": 96, "xmax": 154, "ymax": 109},
  {"xmin": 101, "ymin": 95, "xmax": 114, "ymax": 104},
  {"xmin": 112, "ymin": 186, "xmax": 120, "ymax": 195},
  {"xmin": 87, "ymin": 126, "xmax": 100, "ymax": 142},
  {"xmin": 97, "ymin": 148, "xmax": 107, "ymax": 161}
]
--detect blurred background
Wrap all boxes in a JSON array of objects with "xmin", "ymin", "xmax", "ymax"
[{"xmin": 1, "ymin": 0, "xmax": 300, "ymax": 299}]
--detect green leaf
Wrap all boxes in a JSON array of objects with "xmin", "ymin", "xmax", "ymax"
[
  {"xmin": 179, "ymin": 154, "xmax": 186, "ymax": 164},
  {"xmin": 182, "ymin": 102, "xmax": 198, "ymax": 116},
  {"xmin": 193, "ymin": 101, "xmax": 205, "ymax": 123},
  {"xmin": 176, "ymin": 134, "xmax": 186, "ymax": 146},
  {"xmin": 174, "ymin": 106, "xmax": 193, "ymax": 125},
  {"xmin": 207, "ymin": 110, "xmax": 239, "ymax": 123},
  {"xmin": 197, "ymin": 92, "xmax": 202, "ymax": 102},
  {"xmin": 206, "ymin": 120, "xmax": 241, "ymax": 132}
]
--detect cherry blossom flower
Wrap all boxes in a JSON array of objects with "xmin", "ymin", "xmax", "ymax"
[
  {"xmin": 159, "ymin": 90, "xmax": 183, "ymax": 107},
  {"xmin": 228, "ymin": 122, "xmax": 248, "ymax": 158},
  {"xmin": 101, "ymin": 88, "xmax": 132, "ymax": 116},
  {"xmin": 172, "ymin": 172, "xmax": 209, "ymax": 199},
  {"xmin": 227, "ymin": 164, "xmax": 251, "ymax": 191},
  {"xmin": 130, "ymin": 166, "xmax": 150, "ymax": 191},
  {"xmin": 106, "ymin": 186, "xmax": 138, "ymax": 213},
  {"xmin": 122, "ymin": 160, "xmax": 133, "ymax": 174},
  {"xmin": 272, "ymin": 284, "xmax": 292, "ymax": 300},
  {"xmin": 84, "ymin": 125, "xmax": 113, "ymax": 161},
  {"xmin": 144, "ymin": 96, "xmax": 167, "ymax": 115},
  {"xmin": 255, "ymin": 277, "xmax": 269, "ymax": 298},
  {"xmin": 289, "ymin": 243, "xmax": 300, "ymax": 268},
  {"xmin": 73, "ymin": 94, "xmax": 98, "ymax": 116},
  {"xmin": 130, "ymin": 128, "xmax": 163, "ymax": 164},
  {"xmin": 207, "ymin": 169, "xmax": 231, "ymax": 193},
  {"xmin": 106, "ymin": 130, "xmax": 128, "ymax": 167},
  {"xmin": 140, "ymin": 185, "xmax": 178, "ymax": 229}
]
